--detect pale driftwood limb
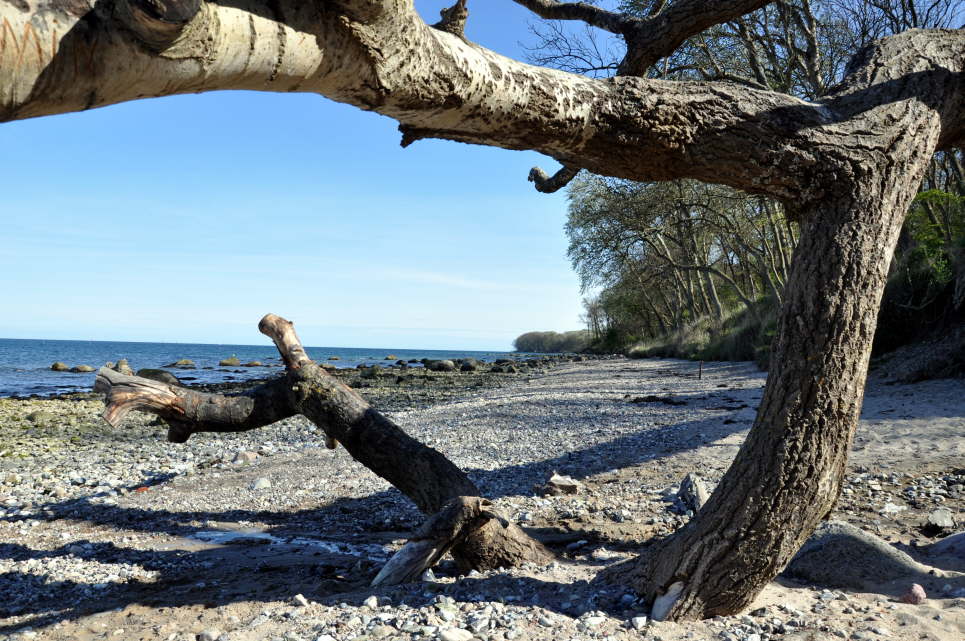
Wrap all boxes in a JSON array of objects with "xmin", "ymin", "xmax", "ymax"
[
  {"xmin": 373, "ymin": 496, "xmax": 497, "ymax": 586},
  {"xmin": 94, "ymin": 367, "xmax": 296, "ymax": 443},
  {"xmin": 95, "ymin": 315, "xmax": 553, "ymax": 572},
  {"xmin": 259, "ymin": 313, "xmax": 313, "ymax": 370}
]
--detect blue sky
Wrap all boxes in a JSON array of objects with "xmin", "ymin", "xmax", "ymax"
[{"xmin": 0, "ymin": 1, "xmax": 605, "ymax": 351}]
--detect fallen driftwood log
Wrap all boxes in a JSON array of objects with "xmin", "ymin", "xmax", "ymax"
[{"xmin": 94, "ymin": 313, "xmax": 553, "ymax": 580}]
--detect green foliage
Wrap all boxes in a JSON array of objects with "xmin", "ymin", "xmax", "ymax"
[
  {"xmin": 513, "ymin": 330, "xmax": 592, "ymax": 354},
  {"xmin": 627, "ymin": 301, "xmax": 779, "ymax": 368},
  {"xmin": 874, "ymin": 182, "xmax": 965, "ymax": 352}
]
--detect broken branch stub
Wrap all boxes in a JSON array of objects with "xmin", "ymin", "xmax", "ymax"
[{"xmin": 259, "ymin": 313, "xmax": 313, "ymax": 370}]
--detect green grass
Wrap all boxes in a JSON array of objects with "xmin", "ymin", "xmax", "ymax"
[{"xmin": 627, "ymin": 301, "xmax": 779, "ymax": 369}]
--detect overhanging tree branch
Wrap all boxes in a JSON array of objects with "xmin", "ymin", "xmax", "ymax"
[
  {"xmin": 6, "ymin": 0, "xmax": 965, "ymax": 623},
  {"xmin": 2, "ymin": 2, "xmax": 962, "ymax": 205},
  {"xmin": 511, "ymin": 0, "xmax": 632, "ymax": 34}
]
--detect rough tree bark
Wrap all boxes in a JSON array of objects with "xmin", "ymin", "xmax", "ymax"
[
  {"xmin": 4, "ymin": 0, "xmax": 963, "ymax": 622},
  {"xmin": 95, "ymin": 314, "xmax": 552, "ymax": 575}
]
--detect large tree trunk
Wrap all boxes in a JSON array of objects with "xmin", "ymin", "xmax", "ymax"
[
  {"xmin": 612, "ymin": 130, "xmax": 938, "ymax": 620},
  {"xmin": 95, "ymin": 314, "xmax": 552, "ymax": 575}
]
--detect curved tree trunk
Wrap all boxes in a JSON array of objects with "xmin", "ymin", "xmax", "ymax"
[{"xmin": 613, "ymin": 133, "xmax": 937, "ymax": 620}]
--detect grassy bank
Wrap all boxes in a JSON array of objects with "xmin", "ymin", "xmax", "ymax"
[{"xmin": 626, "ymin": 303, "xmax": 777, "ymax": 369}]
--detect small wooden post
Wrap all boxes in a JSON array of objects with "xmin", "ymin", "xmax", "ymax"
[{"xmin": 698, "ymin": 360, "xmax": 703, "ymax": 380}]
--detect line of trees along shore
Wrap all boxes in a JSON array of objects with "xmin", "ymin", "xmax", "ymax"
[
  {"xmin": 538, "ymin": 0, "xmax": 965, "ymax": 366},
  {"xmin": 513, "ymin": 330, "xmax": 591, "ymax": 353}
]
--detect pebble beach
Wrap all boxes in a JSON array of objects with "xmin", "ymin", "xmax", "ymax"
[{"xmin": 0, "ymin": 357, "xmax": 963, "ymax": 641}]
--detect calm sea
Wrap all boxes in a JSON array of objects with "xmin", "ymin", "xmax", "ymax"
[{"xmin": 0, "ymin": 338, "xmax": 518, "ymax": 397}]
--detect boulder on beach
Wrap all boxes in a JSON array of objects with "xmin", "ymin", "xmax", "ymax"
[
  {"xmin": 26, "ymin": 410, "xmax": 56, "ymax": 425},
  {"xmin": 784, "ymin": 520, "xmax": 936, "ymax": 590},
  {"xmin": 162, "ymin": 359, "xmax": 196, "ymax": 369},
  {"xmin": 384, "ymin": 354, "xmax": 398, "ymax": 360},
  {"xmin": 428, "ymin": 359, "xmax": 456, "ymax": 372},
  {"xmin": 70, "ymin": 365, "xmax": 95, "ymax": 373},
  {"xmin": 361, "ymin": 365, "xmax": 384, "ymax": 379},
  {"xmin": 50, "ymin": 362, "xmax": 69, "ymax": 372},
  {"xmin": 136, "ymin": 368, "xmax": 180, "ymax": 385},
  {"xmin": 459, "ymin": 358, "xmax": 481, "ymax": 372},
  {"xmin": 112, "ymin": 359, "xmax": 134, "ymax": 376},
  {"xmin": 219, "ymin": 356, "xmax": 241, "ymax": 367}
]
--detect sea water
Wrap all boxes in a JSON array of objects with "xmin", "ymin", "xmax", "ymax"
[{"xmin": 0, "ymin": 338, "xmax": 517, "ymax": 397}]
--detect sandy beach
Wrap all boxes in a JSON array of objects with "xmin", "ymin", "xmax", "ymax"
[{"xmin": 0, "ymin": 358, "xmax": 962, "ymax": 641}]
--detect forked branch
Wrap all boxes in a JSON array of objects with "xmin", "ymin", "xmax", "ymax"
[
  {"xmin": 514, "ymin": 0, "xmax": 774, "ymax": 75},
  {"xmin": 95, "ymin": 368, "xmax": 296, "ymax": 442}
]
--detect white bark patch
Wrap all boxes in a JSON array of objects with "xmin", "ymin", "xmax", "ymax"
[{"xmin": 651, "ymin": 580, "xmax": 685, "ymax": 621}]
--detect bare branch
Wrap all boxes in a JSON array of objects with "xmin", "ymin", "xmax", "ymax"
[
  {"xmin": 619, "ymin": 1, "xmax": 775, "ymax": 75},
  {"xmin": 529, "ymin": 164, "xmax": 581, "ymax": 192},
  {"xmin": 259, "ymin": 313, "xmax": 314, "ymax": 370},
  {"xmin": 512, "ymin": 0, "xmax": 633, "ymax": 34}
]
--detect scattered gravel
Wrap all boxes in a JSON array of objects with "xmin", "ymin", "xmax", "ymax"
[{"xmin": 0, "ymin": 357, "xmax": 962, "ymax": 641}]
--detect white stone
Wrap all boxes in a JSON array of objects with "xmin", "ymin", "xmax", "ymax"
[
  {"xmin": 233, "ymin": 450, "xmax": 258, "ymax": 464},
  {"xmin": 631, "ymin": 616, "xmax": 648, "ymax": 630},
  {"xmin": 363, "ymin": 595, "xmax": 380, "ymax": 609},
  {"xmin": 439, "ymin": 628, "xmax": 473, "ymax": 641},
  {"xmin": 249, "ymin": 477, "xmax": 271, "ymax": 490}
]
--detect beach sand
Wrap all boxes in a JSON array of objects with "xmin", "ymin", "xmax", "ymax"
[{"xmin": 0, "ymin": 358, "xmax": 962, "ymax": 641}]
